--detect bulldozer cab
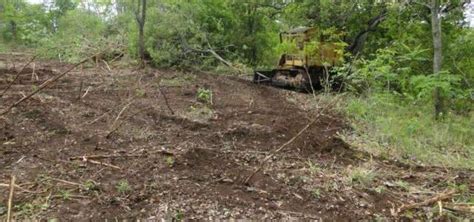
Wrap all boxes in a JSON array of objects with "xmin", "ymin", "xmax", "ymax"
[
  {"xmin": 280, "ymin": 27, "xmax": 317, "ymax": 49},
  {"xmin": 279, "ymin": 27, "xmax": 343, "ymax": 68}
]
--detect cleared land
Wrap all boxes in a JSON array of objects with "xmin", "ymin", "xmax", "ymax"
[{"xmin": 0, "ymin": 55, "xmax": 472, "ymax": 220}]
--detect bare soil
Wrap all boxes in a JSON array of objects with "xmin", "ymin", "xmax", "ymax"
[{"xmin": 0, "ymin": 55, "xmax": 472, "ymax": 220}]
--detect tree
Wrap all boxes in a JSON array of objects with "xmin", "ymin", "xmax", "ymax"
[{"xmin": 135, "ymin": 0, "xmax": 147, "ymax": 67}]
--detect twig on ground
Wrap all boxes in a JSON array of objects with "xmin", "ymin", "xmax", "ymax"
[
  {"xmin": 31, "ymin": 62, "xmax": 38, "ymax": 81},
  {"xmin": 69, "ymin": 150, "xmax": 174, "ymax": 160},
  {"xmin": 243, "ymin": 97, "xmax": 341, "ymax": 185},
  {"xmin": 7, "ymin": 175, "xmax": 15, "ymax": 222},
  {"xmin": 102, "ymin": 60, "xmax": 111, "ymax": 72},
  {"xmin": 74, "ymin": 156, "xmax": 121, "ymax": 170},
  {"xmin": 0, "ymin": 56, "xmax": 36, "ymax": 98},
  {"xmin": 443, "ymin": 203, "xmax": 474, "ymax": 214},
  {"xmin": 85, "ymin": 159, "xmax": 121, "ymax": 170},
  {"xmin": 77, "ymin": 80, "xmax": 83, "ymax": 100},
  {"xmin": 49, "ymin": 178, "xmax": 84, "ymax": 188},
  {"xmin": 110, "ymin": 101, "xmax": 133, "ymax": 129},
  {"xmin": 158, "ymin": 85, "xmax": 174, "ymax": 115},
  {"xmin": 0, "ymin": 183, "xmax": 43, "ymax": 194},
  {"xmin": 397, "ymin": 189, "xmax": 457, "ymax": 214},
  {"xmin": 0, "ymin": 53, "xmax": 100, "ymax": 116},
  {"xmin": 105, "ymin": 106, "xmax": 154, "ymax": 138},
  {"xmin": 86, "ymin": 98, "xmax": 133, "ymax": 125}
]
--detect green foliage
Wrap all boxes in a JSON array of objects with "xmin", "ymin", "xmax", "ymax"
[
  {"xmin": 58, "ymin": 190, "xmax": 72, "ymax": 200},
  {"xmin": 36, "ymin": 10, "xmax": 108, "ymax": 62},
  {"xmin": 116, "ymin": 180, "xmax": 131, "ymax": 194},
  {"xmin": 165, "ymin": 156, "xmax": 175, "ymax": 167},
  {"xmin": 196, "ymin": 88, "xmax": 213, "ymax": 104},
  {"xmin": 142, "ymin": 0, "xmax": 279, "ymax": 69}
]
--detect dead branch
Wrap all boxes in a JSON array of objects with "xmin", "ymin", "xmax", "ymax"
[
  {"xmin": 49, "ymin": 178, "xmax": 84, "ymax": 187},
  {"xmin": 0, "ymin": 56, "xmax": 36, "ymax": 98},
  {"xmin": 105, "ymin": 106, "xmax": 154, "ymax": 139},
  {"xmin": 243, "ymin": 97, "xmax": 341, "ymax": 185},
  {"xmin": 110, "ymin": 101, "xmax": 134, "ymax": 130},
  {"xmin": 0, "ymin": 183, "xmax": 44, "ymax": 194},
  {"xmin": 0, "ymin": 54, "xmax": 100, "ymax": 116},
  {"xmin": 69, "ymin": 150, "xmax": 175, "ymax": 160},
  {"xmin": 398, "ymin": 189, "xmax": 456, "ymax": 214},
  {"xmin": 77, "ymin": 156, "xmax": 121, "ymax": 170},
  {"xmin": 443, "ymin": 203, "xmax": 474, "ymax": 214},
  {"xmin": 7, "ymin": 175, "xmax": 15, "ymax": 222},
  {"xmin": 158, "ymin": 85, "xmax": 175, "ymax": 115}
]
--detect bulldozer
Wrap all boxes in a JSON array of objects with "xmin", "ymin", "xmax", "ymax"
[{"xmin": 253, "ymin": 27, "xmax": 344, "ymax": 91}]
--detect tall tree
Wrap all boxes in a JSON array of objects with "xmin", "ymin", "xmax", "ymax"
[
  {"xmin": 430, "ymin": 0, "xmax": 443, "ymax": 119},
  {"xmin": 135, "ymin": 0, "xmax": 147, "ymax": 66}
]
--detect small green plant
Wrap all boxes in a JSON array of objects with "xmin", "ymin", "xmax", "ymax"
[
  {"xmin": 197, "ymin": 88, "xmax": 212, "ymax": 104},
  {"xmin": 311, "ymin": 188, "xmax": 321, "ymax": 199},
  {"xmin": 14, "ymin": 203, "xmax": 35, "ymax": 216},
  {"xmin": 59, "ymin": 190, "xmax": 72, "ymax": 200},
  {"xmin": 135, "ymin": 88, "xmax": 146, "ymax": 97},
  {"xmin": 307, "ymin": 160, "xmax": 320, "ymax": 175},
  {"xmin": 347, "ymin": 166, "xmax": 376, "ymax": 188},
  {"xmin": 116, "ymin": 180, "xmax": 131, "ymax": 194},
  {"xmin": 83, "ymin": 180, "xmax": 98, "ymax": 192},
  {"xmin": 374, "ymin": 186, "xmax": 385, "ymax": 194},
  {"xmin": 395, "ymin": 180, "xmax": 410, "ymax": 191},
  {"xmin": 165, "ymin": 156, "xmax": 175, "ymax": 167},
  {"xmin": 174, "ymin": 210, "xmax": 184, "ymax": 221}
]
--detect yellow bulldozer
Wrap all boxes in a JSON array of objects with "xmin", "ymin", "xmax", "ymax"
[{"xmin": 253, "ymin": 27, "xmax": 344, "ymax": 91}]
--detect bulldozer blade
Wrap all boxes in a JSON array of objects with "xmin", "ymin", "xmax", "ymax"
[{"xmin": 253, "ymin": 70, "xmax": 276, "ymax": 84}]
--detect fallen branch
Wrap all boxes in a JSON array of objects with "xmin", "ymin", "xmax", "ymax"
[
  {"xmin": 105, "ymin": 106, "xmax": 154, "ymax": 138},
  {"xmin": 443, "ymin": 203, "xmax": 474, "ymax": 214},
  {"xmin": 398, "ymin": 189, "xmax": 456, "ymax": 214},
  {"xmin": 0, "ymin": 56, "xmax": 36, "ymax": 98},
  {"xmin": 80, "ymin": 157, "xmax": 121, "ymax": 170},
  {"xmin": 49, "ymin": 178, "xmax": 84, "ymax": 188},
  {"xmin": 0, "ymin": 183, "xmax": 43, "ymax": 194},
  {"xmin": 243, "ymin": 97, "xmax": 341, "ymax": 185},
  {"xmin": 110, "ymin": 101, "xmax": 133, "ymax": 129},
  {"xmin": 0, "ymin": 54, "xmax": 99, "ymax": 116},
  {"xmin": 69, "ymin": 150, "xmax": 174, "ymax": 160},
  {"xmin": 158, "ymin": 85, "xmax": 175, "ymax": 115},
  {"xmin": 7, "ymin": 175, "xmax": 15, "ymax": 222}
]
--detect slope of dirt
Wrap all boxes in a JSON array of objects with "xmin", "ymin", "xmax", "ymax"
[{"xmin": 0, "ymin": 55, "xmax": 472, "ymax": 220}]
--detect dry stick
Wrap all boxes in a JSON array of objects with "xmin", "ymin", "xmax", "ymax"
[
  {"xmin": 243, "ymin": 97, "xmax": 341, "ymax": 185},
  {"xmin": 102, "ymin": 60, "xmax": 111, "ymax": 72},
  {"xmin": 69, "ymin": 150, "xmax": 175, "ymax": 160},
  {"xmin": 110, "ymin": 101, "xmax": 133, "ymax": 128},
  {"xmin": 105, "ymin": 106, "xmax": 154, "ymax": 138},
  {"xmin": 86, "ymin": 97, "xmax": 134, "ymax": 125},
  {"xmin": 86, "ymin": 159, "xmax": 121, "ymax": 170},
  {"xmin": 0, "ymin": 54, "xmax": 97, "ymax": 116},
  {"xmin": 0, "ymin": 183, "xmax": 43, "ymax": 194},
  {"xmin": 243, "ymin": 118, "xmax": 319, "ymax": 185},
  {"xmin": 158, "ymin": 85, "xmax": 175, "ymax": 115},
  {"xmin": 398, "ymin": 189, "xmax": 457, "ymax": 214},
  {"xmin": 7, "ymin": 175, "xmax": 15, "ymax": 222},
  {"xmin": 77, "ymin": 80, "xmax": 83, "ymax": 100},
  {"xmin": 0, "ymin": 56, "xmax": 36, "ymax": 98}
]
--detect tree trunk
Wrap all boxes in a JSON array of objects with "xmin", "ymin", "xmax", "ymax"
[
  {"xmin": 431, "ymin": 0, "xmax": 443, "ymax": 119},
  {"xmin": 10, "ymin": 20, "xmax": 17, "ymax": 41},
  {"xmin": 136, "ymin": 0, "xmax": 147, "ymax": 67}
]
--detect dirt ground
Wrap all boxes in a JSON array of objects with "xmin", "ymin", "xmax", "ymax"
[{"xmin": 0, "ymin": 54, "xmax": 473, "ymax": 221}]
